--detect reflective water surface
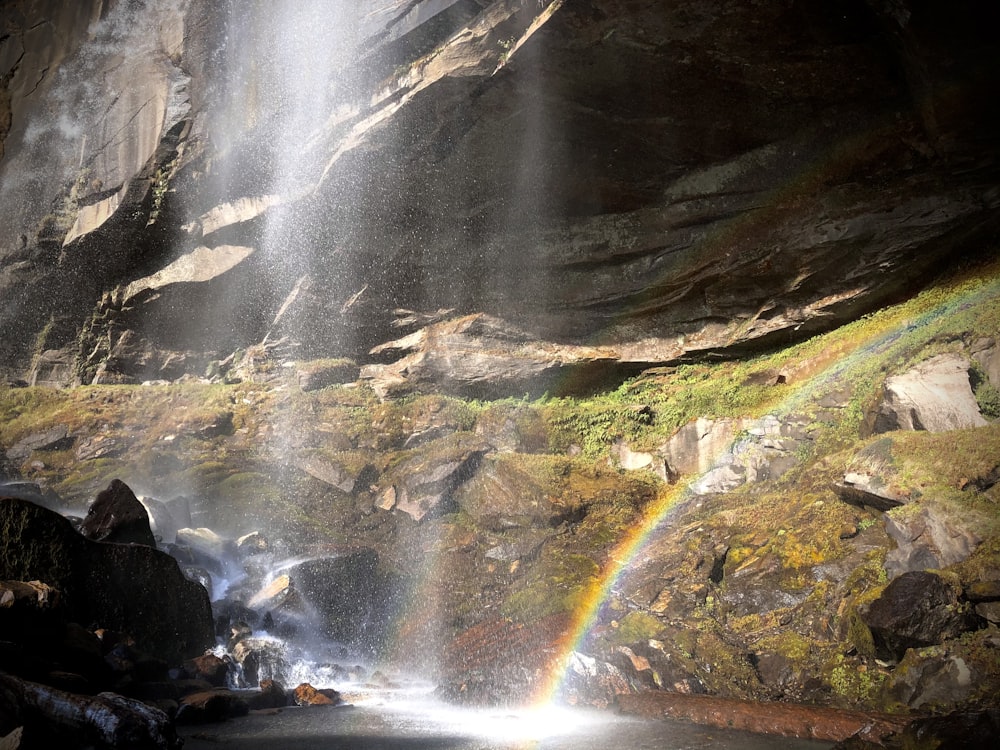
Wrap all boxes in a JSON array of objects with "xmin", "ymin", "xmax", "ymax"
[{"xmin": 179, "ymin": 696, "xmax": 834, "ymax": 750}]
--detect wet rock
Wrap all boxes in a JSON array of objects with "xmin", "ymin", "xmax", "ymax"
[
  {"xmin": 294, "ymin": 453, "xmax": 372, "ymax": 494},
  {"xmin": 0, "ymin": 481, "xmax": 62, "ymax": 511},
  {"xmin": 246, "ymin": 678, "xmax": 289, "ymax": 710},
  {"xmin": 297, "ymin": 360, "xmax": 360, "ymax": 391},
  {"xmin": 176, "ymin": 688, "xmax": 250, "ymax": 724},
  {"xmin": 833, "ymin": 710, "xmax": 1000, "ymax": 750},
  {"xmin": 873, "ymin": 353, "xmax": 988, "ymax": 433},
  {"xmin": 80, "ymin": 479, "xmax": 157, "ymax": 547},
  {"xmin": 231, "ymin": 637, "xmax": 290, "ymax": 688},
  {"xmin": 283, "ymin": 550, "xmax": 401, "ymax": 657},
  {"xmin": 235, "ymin": 531, "xmax": 269, "ymax": 557},
  {"xmin": 0, "ymin": 497, "xmax": 214, "ymax": 666},
  {"xmin": 174, "ymin": 527, "xmax": 237, "ymax": 572},
  {"xmin": 183, "ymin": 653, "xmax": 229, "ymax": 688},
  {"xmin": 138, "ymin": 495, "xmax": 184, "ymax": 545},
  {"xmin": 0, "ymin": 672, "xmax": 180, "ymax": 749},
  {"xmin": 436, "ymin": 615, "xmax": 570, "ymax": 706},
  {"xmin": 883, "ymin": 505, "xmax": 981, "ymax": 580},
  {"xmin": 861, "ymin": 571, "xmax": 981, "ymax": 662},
  {"xmin": 619, "ymin": 691, "xmax": 907, "ymax": 743},
  {"xmin": 292, "ymin": 682, "xmax": 340, "ymax": 706}
]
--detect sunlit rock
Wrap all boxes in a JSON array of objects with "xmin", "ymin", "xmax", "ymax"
[
  {"xmin": 363, "ymin": 314, "xmax": 622, "ymax": 399},
  {"xmin": 377, "ymin": 434, "xmax": 489, "ymax": 521},
  {"xmin": 174, "ymin": 527, "xmax": 236, "ymax": 570},
  {"xmin": 873, "ymin": 353, "xmax": 988, "ymax": 433},
  {"xmin": 832, "ymin": 472, "xmax": 908, "ymax": 512},
  {"xmin": 883, "ymin": 506, "xmax": 982, "ymax": 580},
  {"xmin": 292, "ymin": 682, "xmax": 341, "ymax": 707}
]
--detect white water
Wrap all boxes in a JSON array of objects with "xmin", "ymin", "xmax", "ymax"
[{"xmin": 179, "ymin": 694, "xmax": 834, "ymax": 750}]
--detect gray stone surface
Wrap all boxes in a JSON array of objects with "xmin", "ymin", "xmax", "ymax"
[{"xmin": 874, "ymin": 353, "xmax": 988, "ymax": 433}]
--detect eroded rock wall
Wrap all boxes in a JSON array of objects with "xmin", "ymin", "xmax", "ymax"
[{"xmin": 1, "ymin": 0, "xmax": 998, "ymax": 386}]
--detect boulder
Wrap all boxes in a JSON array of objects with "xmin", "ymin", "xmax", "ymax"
[
  {"xmin": 246, "ymin": 678, "xmax": 289, "ymax": 710},
  {"xmin": 283, "ymin": 550, "xmax": 401, "ymax": 657},
  {"xmin": 292, "ymin": 683, "xmax": 340, "ymax": 707},
  {"xmin": 833, "ymin": 473, "xmax": 907, "ymax": 511},
  {"xmin": 0, "ymin": 481, "xmax": 62, "ymax": 512},
  {"xmin": 661, "ymin": 415, "xmax": 807, "ymax": 494},
  {"xmin": 0, "ymin": 497, "xmax": 214, "ymax": 666},
  {"xmin": 883, "ymin": 506, "xmax": 981, "ymax": 580},
  {"xmin": 377, "ymin": 435, "xmax": 488, "ymax": 522},
  {"xmin": 832, "ymin": 710, "xmax": 1000, "ymax": 750},
  {"xmin": 176, "ymin": 688, "xmax": 250, "ymax": 724},
  {"xmin": 183, "ymin": 653, "xmax": 230, "ymax": 688},
  {"xmin": 861, "ymin": 571, "xmax": 981, "ymax": 662},
  {"xmin": 5, "ymin": 426, "xmax": 74, "ymax": 462},
  {"xmin": 80, "ymin": 479, "xmax": 157, "ymax": 547},
  {"xmin": 873, "ymin": 354, "xmax": 988, "ymax": 433}
]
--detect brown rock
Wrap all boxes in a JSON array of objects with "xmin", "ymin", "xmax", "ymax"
[
  {"xmin": 293, "ymin": 682, "xmax": 340, "ymax": 706},
  {"xmin": 618, "ymin": 691, "xmax": 907, "ymax": 742},
  {"xmin": 184, "ymin": 653, "xmax": 230, "ymax": 687}
]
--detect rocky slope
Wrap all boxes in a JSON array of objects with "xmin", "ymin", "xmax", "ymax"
[
  {"xmin": 2, "ymin": 258, "xmax": 999, "ymax": 732},
  {"xmin": 1, "ymin": 0, "xmax": 998, "ymax": 390}
]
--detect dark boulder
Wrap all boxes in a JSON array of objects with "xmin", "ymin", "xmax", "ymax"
[
  {"xmin": 283, "ymin": 549, "xmax": 402, "ymax": 658},
  {"xmin": 80, "ymin": 478, "xmax": 157, "ymax": 547},
  {"xmin": 833, "ymin": 709, "xmax": 1000, "ymax": 750},
  {"xmin": 861, "ymin": 571, "xmax": 982, "ymax": 661},
  {"xmin": 0, "ymin": 496, "xmax": 214, "ymax": 666}
]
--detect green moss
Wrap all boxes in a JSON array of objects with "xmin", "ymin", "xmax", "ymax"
[
  {"xmin": 826, "ymin": 653, "xmax": 886, "ymax": 706},
  {"xmin": 502, "ymin": 552, "xmax": 600, "ymax": 622},
  {"xmin": 610, "ymin": 611, "xmax": 666, "ymax": 646}
]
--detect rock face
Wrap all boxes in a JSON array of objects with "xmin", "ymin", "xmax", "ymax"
[
  {"xmin": 1, "ymin": 1, "xmax": 998, "ymax": 391},
  {"xmin": 873, "ymin": 354, "xmax": 988, "ymax": 433},
  {"xmin": 0, "ymin": 496, "xmax": 214, "ymax": 665},
  {"xmin": 861, "ymin": 571, "xmax": 981, "ymax": 662}
]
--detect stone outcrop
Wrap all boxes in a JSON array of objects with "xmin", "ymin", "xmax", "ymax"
[
  {"xmin": 861, "ymin": 571, "xmax": 982, "ymax": 662},
  {"xmin": 873, "ymin": 354, "xmax": 988, "ymax": 433},
  {"xmin": 0, "ymin": 1, "xmax": 997, "ymax": 392},
  {"xmin": 883, "ymin": 505, "xmax": 982, "ymax": 580}
]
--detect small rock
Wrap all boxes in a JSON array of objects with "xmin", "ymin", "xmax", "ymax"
[{"xmin": 293, "ymin": 682, "xmax": 340, "ymax": 706}]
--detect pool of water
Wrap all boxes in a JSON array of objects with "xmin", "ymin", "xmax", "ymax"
[{"xmin": 178, "ymin": 696, "xmax": 835, "ymax": 750}]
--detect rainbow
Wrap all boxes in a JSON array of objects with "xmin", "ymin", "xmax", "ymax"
[{"xmin": 530, "ymin": 265, "xmax": 1000, "ymax": 706}]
